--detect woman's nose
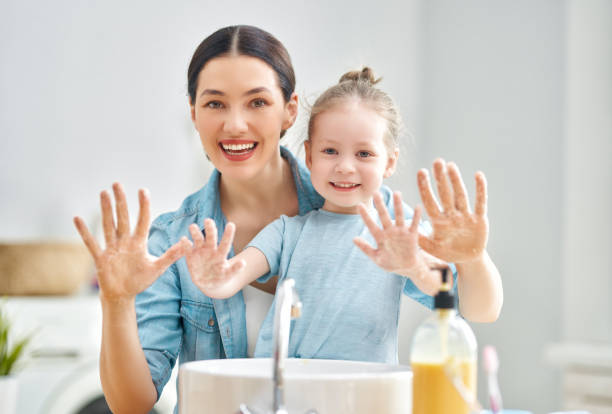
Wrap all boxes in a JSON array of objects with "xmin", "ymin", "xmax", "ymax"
[{"xmin": 223, "ymin": 109, "xmax": 248, "ymax": 135}]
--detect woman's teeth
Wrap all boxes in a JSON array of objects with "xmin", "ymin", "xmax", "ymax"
[{"xmin": 221, "ymin": 143, "xmax": 256, "ymax": 154}]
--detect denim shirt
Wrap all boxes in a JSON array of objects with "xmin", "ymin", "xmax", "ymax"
[{"xmin": 135, "ymin": 147, "xmax": 324, "ymax": 399}]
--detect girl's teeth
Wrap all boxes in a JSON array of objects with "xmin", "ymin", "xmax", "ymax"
[{"xmin": 334, "ymin": 183, "xmax": 358, "ymax": 188}]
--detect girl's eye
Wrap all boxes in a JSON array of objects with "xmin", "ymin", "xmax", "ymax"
[
  {"xmin": 251, "ymin": 98, "xmax": 267, "ymax": 108},
  {"xmin": 323, "ymin": 148, "xmax": 337, "ymax": 155},
  {"xmin": 357, "ymin": 151, "xmax": 372, "ymax": 158},
  {"xmin": 205, "ymin": 101, "xmax": 223, "ymax": 109}
]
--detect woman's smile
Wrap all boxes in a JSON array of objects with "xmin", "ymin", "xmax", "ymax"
[{"xmin": 218, "ymin": 139, "xmax": 259, "ymax": 161}]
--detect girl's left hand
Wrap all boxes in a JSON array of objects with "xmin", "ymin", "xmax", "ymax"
[
  {"xmin": 354, "ymin": 191, "xmax": 423, "ymax": 274},
  {"xmin": 417, "ymin": 158, "xmax": 489, "ymax": 264}
]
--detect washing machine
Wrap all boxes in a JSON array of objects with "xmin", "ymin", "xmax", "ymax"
[{"xmin": 5, "ymin": 294, "xmax": 176, "ymax": 414}]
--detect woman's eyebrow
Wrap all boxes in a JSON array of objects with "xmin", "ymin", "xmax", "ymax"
[
  {"xmin": 199, "ymin": 89, "xmax": 224, "ymax": 98},
  {"xmin": 243, "ymin": 87, "xmax": 272, "ymax": 96},
  {"xmin": 198, "ymin": 87, "xmax": 272, "ymax": 98}
]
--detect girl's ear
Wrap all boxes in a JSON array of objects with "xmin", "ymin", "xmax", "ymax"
[
  {"xmin": 383, "ymin": 148, "xmax": 400, "ymax": 178},
  {"xmin": 304, "ymin": 139, "xmax": 312, "ymax": 170},
  {"xmin": 282, "ymin": 93, "xmax": 299, "ymax": 131}
]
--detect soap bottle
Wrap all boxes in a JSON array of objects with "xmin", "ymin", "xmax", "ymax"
[{"xmin": 410, "ymin": 267, "xmax": 478, "ymax": 414}]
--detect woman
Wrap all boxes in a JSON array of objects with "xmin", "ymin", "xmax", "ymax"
[{"xmin": 74, "ymin": 25, "xmax": 323, "ymax": 413}]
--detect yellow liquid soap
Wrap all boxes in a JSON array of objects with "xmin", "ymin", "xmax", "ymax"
[{"xmin": 411, "ymin": 358, "xmax": 477, "ymax": 414}]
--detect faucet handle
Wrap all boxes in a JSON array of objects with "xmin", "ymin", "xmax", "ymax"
[{"xmin": 235, "ymin": 404, "xmax": 258, "ymax": 414}]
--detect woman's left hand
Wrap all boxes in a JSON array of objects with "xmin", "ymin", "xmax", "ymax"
[{"xmin": 417, "ymin": 158, "xmax": 489, "ymax": 264}]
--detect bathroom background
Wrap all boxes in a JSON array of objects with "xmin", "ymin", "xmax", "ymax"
[{"xmin": 1, "ymin": 0, "xmax": 610, "ymax": 413}]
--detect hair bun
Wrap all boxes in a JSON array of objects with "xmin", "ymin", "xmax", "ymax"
[{"xmin": 338, "ymin": 67, "xmax": 381, "ymax": 85}]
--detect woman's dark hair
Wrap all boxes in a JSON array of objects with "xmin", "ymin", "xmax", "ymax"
[{"xmin": 187, "ymin": 25, "xmax": 296, "ymax": 104}]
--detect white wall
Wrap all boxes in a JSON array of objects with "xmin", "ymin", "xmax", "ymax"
[
  {"xmin": 414, "ymin": 1, "xmax": 566, "ymax": 412},
  {"xmin": 2, "ymin": 1, "xmax": 610, "ymax": 413}
]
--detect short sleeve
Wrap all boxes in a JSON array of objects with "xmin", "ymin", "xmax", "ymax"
[{"xmin": 246, "ymin": 217, "xmax": 286, "ymax": 283}]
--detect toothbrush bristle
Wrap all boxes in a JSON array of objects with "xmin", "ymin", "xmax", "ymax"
[{"xmin": 483, "ymin": 345, "xmax": 499, "ymax": 372}]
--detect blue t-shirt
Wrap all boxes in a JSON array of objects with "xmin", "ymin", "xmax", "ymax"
[{"xmin": 247, "ymin": 186, "xmax": 456, "ymax": 364}]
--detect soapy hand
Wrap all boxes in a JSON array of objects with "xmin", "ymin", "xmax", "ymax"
[
  {"xmin": 185, "ymin": 219, "xmax": 246, "ymax": 294},
  {"xmin": 417, "ymin": 159, "xmax": 489, "ymax": 264},
  {"xmin": 354, "ymin": 191, "xmax": 441, "ymax": 295},
  {"xmin": 73, "ymin": 183, "xmax": 190, "ymax": 303}
]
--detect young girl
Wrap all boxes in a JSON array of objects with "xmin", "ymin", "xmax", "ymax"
[{"xmin": 183, "ymin": 68, "xmax": 503, "ymax": 363}]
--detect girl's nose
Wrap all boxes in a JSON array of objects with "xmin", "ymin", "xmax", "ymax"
[
  {"xmin": 334, "ymin": 157, "xmax": 356, "ymax": 174},
  {"xmin": 223, "ymin": 109, "xmax": 248, "ymax": 135}
]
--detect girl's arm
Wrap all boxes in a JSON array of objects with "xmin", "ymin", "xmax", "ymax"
[
  {"xmin": 417, "ymin": 159, "xmax": 503, "ymax": 322},
  {"xmin": 185, "ymin": 219, "xmax": 270, "ymax": 299}
]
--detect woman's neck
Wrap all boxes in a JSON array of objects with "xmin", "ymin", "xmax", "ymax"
[{"xmin": 219, "ymin": 151, "xmax": 294, "ymax": 212}]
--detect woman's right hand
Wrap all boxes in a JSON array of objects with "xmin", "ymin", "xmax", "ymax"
[{"xmin": 73, "ymin": 182, "xmax": 189, "ymax": 303}]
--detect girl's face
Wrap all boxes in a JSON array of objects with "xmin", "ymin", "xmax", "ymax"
[
  {"xmin": 190, "ymin": 55, "xmax": 298, "ymax": 181},
  {"xmin": 305, "ymin": 101, "xmax": 398, "ymax": 214}
]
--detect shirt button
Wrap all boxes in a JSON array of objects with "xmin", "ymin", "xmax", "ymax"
[{"xmin": 208, "ymin": 318, "xmax": 215, "ymax": 327}]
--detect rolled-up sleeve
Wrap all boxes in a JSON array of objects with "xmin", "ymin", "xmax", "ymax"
[
  {"xmin": 135, "ymin": 221, "xmax": 183, "ymax": 400},
  {"xmin": 247, "ymin": 217, "xmax": 286, "ymax": 283}
]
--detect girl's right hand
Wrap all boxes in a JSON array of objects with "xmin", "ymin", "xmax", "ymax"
[
  {"xmin": 73, "ymin": 183, "xmax": 189, "ymax": 304},
  {"xmin": 185, "ymin": 219, "xmax": 246, "ymax": 295}
]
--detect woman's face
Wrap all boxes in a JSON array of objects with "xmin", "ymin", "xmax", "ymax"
[{"xmin": 190, "ymin": 55, "xmax": 297, "ymax": 182}]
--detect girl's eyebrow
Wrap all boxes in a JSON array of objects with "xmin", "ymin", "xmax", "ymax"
[{"xmin": 199, "ymin": 87, "xmax": 272, "ymax": 98}]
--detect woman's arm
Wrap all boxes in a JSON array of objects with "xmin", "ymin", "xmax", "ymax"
[
  {"xmin": 185, "ymin": 219, "xmax": 270, "ymax": 299},
  {"xmin": 73, "ymin": 183, "xmax": 189, "ymax": 413},
  {"xmin": 455, "ymin": 251, "xmax": 503, "ymax": 322}
]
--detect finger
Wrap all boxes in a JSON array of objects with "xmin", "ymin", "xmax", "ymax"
[
  {"xmin": 374, "ymin": 192, "xmax": 393, "ymax": 230},
  {"xmin": 409, "ymin": 205, "xmax": 422, "ymax": 233},
  {"xmin": 155, "ymin": 236, "xmax": 190, "ymax": 272},
  {"xmin": 353, "ymin": 236, "xmax": 378, "ymax": 259},
  {"xmin": 100, "ymin": 190, "xmax": 116, "ymax": 245},
  {"xmin": 112, "ymin": 182, "xmax": 130, "ymax": 236},
  {"xmin": 433, "ymin": 159, "xmax": 454, "ymax": 213},
  {"xmin": 418, "ymin": 234, "xmax": 438, "ymax": 256},
  {"xmin": 218, "ymin": 222, "xmax": 236, "ymax": 257},
  {"xmin": 73, "ymin": 216, "xmax": 102, "ymax": 259},
  {"xmin": 358, "ymin": 203, "xmax": 384, "ymax": 241},
  {"xmin": 417, "ymin": 169, "xmax": 441, "ymax": 219},
  {"xmin": 134, "ymin": 188, "xmax": 151, "ymax": 241},
  {"xmin": 474, "ymin": 171, "xmax": 488, "ymax": 217},
  {"xmin": 447, "ymin": 162, "xmax": 470, "ymax": 213},
  {"xmin": 393, "ymin": 192, "xmax": 405, "ymax": 227},
  {"xmin": 189, "ymin": 223, "xmax": 204, "ymax": 248},
  {"xmin": 204, "ymin": 219, "xmax": 218, "ymax": 249}
]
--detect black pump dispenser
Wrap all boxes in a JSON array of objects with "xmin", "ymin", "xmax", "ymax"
[{"xmin": 434, "ymin": 267, "xmax": 455, "ymax": 309}]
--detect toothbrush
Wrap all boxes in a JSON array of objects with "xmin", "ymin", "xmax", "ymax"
[{"xmin": 483, "ymin": 345, "xmax": 503, "ymax": 414}]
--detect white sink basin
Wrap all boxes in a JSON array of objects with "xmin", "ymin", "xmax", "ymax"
[{"xmin": 179, "ymin": 358, "xmax": 412, "ymax": 413}]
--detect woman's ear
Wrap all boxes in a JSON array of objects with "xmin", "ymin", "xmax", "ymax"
[
  {"xmin": 383, "ymin": 148, "xmax": 400, "ymax": 178},
  {"xmin": 189, "ymin": 97, "xmax": 196, "ymax": 123},
  {"xmin": 282, "ymin": 93, "xmax": 299, "ymax": 131},
  {"xmin": 304, "ymin": 139, "xmax": 312, "ymax": 170}
]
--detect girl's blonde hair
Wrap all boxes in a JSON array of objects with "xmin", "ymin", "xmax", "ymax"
[{"xmin": 307, "ymin": 67, "xmax": 403, "ymax": 154}]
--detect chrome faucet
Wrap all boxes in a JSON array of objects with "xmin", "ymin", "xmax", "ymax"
[
  {"xmin": 272, "ymin": 278, "xmax": 302, "ymax": 414},
  {"xmin": 237, "ymin": 279, "xmax": 316, "ymax": 414}
]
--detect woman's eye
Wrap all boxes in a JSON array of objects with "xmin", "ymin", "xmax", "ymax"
[
  {"xmin": 205, "ymin": 101, "xmax": 223, "ymax": 109},
  {"xmin": 323, "ymin": 148, "xmax": 337, "ymax": 155},
  {"xmin": 357, "ymin": 151, "xmax": 372, "ymax": 158},
  {"xmin": 251, "ymin": 98, "xmax": 267, "ymax": 108}
]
